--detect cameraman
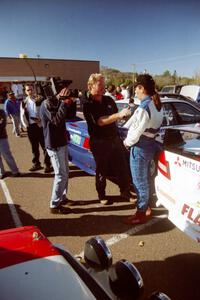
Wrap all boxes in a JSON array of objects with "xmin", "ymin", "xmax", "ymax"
[{"xmin": 40, "ymin": 88, "xmax": 77, "ymax": 214}]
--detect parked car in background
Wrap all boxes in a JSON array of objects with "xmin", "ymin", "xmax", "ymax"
[
  {"xmin": 0, "ymin": 226, "xmax": 170, "ymax": 300},
  {"xmin": 155, "ymin": 125, "xmax": 200, "ymax": 243},
  {"xmin": 67, "ymin": 95, "xmax": 200, "ymax": 178},
  {"xmin": 160, "ymin": 85, "xmax": 183, "ymax": 94},
  {"xmin": 180, "ymin": 85, "xmax": 200, "ymax": 102}
]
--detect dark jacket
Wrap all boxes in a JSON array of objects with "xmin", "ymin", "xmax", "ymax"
[
  {"xmin": 0, "ymin": 109, "xmax": 8, "ymax": 139},
  {"xmin": 40, "ymin": 97, "xmax": 70, "ymax": 150}
]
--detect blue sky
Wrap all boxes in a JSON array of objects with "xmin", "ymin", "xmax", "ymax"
[{"xmin": 1, "ymin": 0, "xmax": 200, "ymax": 77}]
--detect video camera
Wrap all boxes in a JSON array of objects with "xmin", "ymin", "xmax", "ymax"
[{"xmin": 35, "ymin": 77, "xmax": 78, "ymax": 100}]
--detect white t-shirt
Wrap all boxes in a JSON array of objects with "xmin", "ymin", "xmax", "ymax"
[
  {"xmin": 121, "ymin": 89, "xmax": 130, "ymax": 100},
  {"xmin": 26, "ymin": 97, "xmax": 39, "ymax": 124}
]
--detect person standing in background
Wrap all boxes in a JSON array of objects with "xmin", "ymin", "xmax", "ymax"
[
  {"xmin": 120, "ymin": 84, "xmax": 130, "ymax": 101},
  {"xmin": 20, "ymin": 84, "xmax": 52, "ymax": 173},
  {"xmin": 0, "ymin": 109, "xmax": 20, "ymax": 179},
  {"xmin": 4, "ymin": 92, "xmax": 21, "ymax": 137},
  {"xmin": 105, "ymin": 84, "xmax": 117, "ymax": 101}
]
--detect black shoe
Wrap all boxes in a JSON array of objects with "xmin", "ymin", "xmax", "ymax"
[
  {"xmin": 61, "ymin": 197, "xmax": 68, "ymax": 205},
  {"xmin": 98, "ymin": 194, "xmax": 112, "ymax": 205},
  {"xmin": 44, "ymin": 166, "xmax": 53, "ymax": 173},
  {"xmin": 121, "ymin": 191, "xmax": 137, "ymax": 204},
  {"xmin": 50, "ymin": 205, "xmax": 71, "ymax": 214},
  {"xmin": 29, "ymin": 164, "xmax": 43, "ymax": 172},
  {"xmin": 12, "ymin": 172, "xmax": 21, "ymax": 177}
]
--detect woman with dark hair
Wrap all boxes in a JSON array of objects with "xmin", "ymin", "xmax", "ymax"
[{"xmin": 123, "ymin": 74, "xmax": 163, "ymax": 225}]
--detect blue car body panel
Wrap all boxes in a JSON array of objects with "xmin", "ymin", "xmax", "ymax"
[
  {"xmin": 66, "ymin": 120, "xmax": 129, "ymax": 176},
  {"xmin": 66, "ymin": 121, "xmax": 96, "ymax": 175}
]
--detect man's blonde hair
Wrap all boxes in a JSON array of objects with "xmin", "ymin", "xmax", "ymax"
[{"xmin": 87, "ymin": 73, "xmax": 104, "ymax": 92}]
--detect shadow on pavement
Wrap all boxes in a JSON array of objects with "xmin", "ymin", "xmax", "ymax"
[
  {"xmin": 134, "ymin": 253, "xmax": 200, "ymax": 300},
  {"xmin": 3, "ymin": 203, "xmax": 174, "ymax": 237}
]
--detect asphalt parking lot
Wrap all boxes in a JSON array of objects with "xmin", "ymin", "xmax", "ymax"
[{"xmin": 0, "ymin": 121, "xmax": 199, "ymax": 300}]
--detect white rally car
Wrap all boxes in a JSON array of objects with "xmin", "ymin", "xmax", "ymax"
[
  {"xmin": 0, "ymin": 226, "xmax": 170, "ymax": 300},
  {"xmin": 155, "ymin": 124, "xmax": 200, "ymax": 243}
]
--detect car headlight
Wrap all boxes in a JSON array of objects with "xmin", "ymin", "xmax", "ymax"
[
  {"xmin": 108, "ymin": 259, "xmax": 144, "ymax": 299},
  {"xmin": 84, "ymin": 236, "xmax": 112, "ymax": 270}
]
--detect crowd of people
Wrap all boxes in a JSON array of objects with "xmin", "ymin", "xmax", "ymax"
[
  {"xmin": 0, "ymin": 73, "xmax": 163, "ymax": 225},
  {"xmin": 104, "ymin": 83, "xmax": 132, "ymax": 102}
]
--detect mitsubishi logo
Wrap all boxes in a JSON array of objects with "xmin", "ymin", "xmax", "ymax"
[{"xmin": 174, "ymin": 156, "xmax": 181, "ymax": 167}]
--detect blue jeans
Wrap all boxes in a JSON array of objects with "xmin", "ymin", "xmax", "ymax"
[
  {"xmin": 11, "ymin": 115, "xmax": 21, "ymax": 136},
  {"xmin": 0, "ymin": 138, "xmax": 19, "ymax": 176},
  {"xmin": 130, "ymin": 137, "xmax": 160, "ymax": 212},
  {"xmin": 47, "ymin": 145, "xmax": 69, "ymax": 208}
]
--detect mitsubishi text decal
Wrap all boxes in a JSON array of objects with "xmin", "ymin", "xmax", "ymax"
[{"xmin": 174, "ymin": 155, "xmax": 200, "ymax": 174}]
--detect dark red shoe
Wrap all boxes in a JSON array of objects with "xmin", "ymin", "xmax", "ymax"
[{"xmin": 124, "ymin": 211, "xmax": 147, "ymax": 225}]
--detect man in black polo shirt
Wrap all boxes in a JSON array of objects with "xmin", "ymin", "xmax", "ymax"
[{"xmin": 83, "ymin": 73, "xmax": 132, "ymax": 205}]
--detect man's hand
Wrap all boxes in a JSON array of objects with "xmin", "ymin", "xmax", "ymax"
[
  {"xmin": 58, "ymin": 88, "xmax": 69, "ymax": 98},
  {"xmin": 58, "ymin": 88, "xmax": 76, "ymax": 104},
  {"xmin": 118, "ymin": 107, "xmax": 131, "ymax": 120}
]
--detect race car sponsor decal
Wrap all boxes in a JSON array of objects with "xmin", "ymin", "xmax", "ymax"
[
  {"xmin": 181, "ymin": 203, "xmax": 200, "ymax": 226},
  {"xmin": 174, "ymin": 156, "xmax": 181, "ymax": 167},
  {"xmin": 174, "ymin": 155, "xmax": 200, "ymax": 174}
]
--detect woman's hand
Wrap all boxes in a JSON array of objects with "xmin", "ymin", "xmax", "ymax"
[{"xmin": 123, "ymin": 140, "xmax": 130, "ymax": 149}]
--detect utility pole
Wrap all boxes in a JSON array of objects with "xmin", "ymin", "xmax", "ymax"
[{"xmin": 131, "ymin": 64, "xmax": 136, "ymax": 83}]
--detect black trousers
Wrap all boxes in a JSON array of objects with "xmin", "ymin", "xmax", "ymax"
[
  {"xmin": 90, "ymin": 136, "xmax": 131, "ymax": 197},
  {"xmin": 27, "ymin": 123, "xmax": 50, "ymax": 167}
]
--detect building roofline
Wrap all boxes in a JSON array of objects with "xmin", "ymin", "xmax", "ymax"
[{"xmin": 0, "ymin": 56, "xmax": 99, "ymax": 64}]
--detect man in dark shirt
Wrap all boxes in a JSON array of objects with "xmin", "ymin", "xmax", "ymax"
[
  {"xmin": 83, "ymin": 73, "xmax": 133, "ymax": 204},
  {"xmin": 40, "ymin": 88, "xmax": 76, "ymax": 214}
]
